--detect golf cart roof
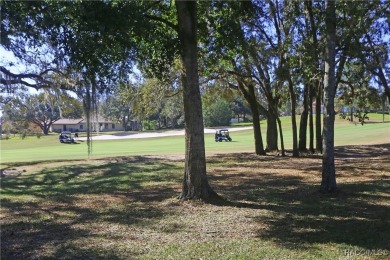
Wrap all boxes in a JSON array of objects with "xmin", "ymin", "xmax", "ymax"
[{"xmin": 61, "ymin": 131, "xmax": 72, "ymax": 134}]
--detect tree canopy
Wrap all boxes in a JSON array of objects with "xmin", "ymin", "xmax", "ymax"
[{"xmin": 1, "ymin": 0, "xmax": 389, "ymax": 197}]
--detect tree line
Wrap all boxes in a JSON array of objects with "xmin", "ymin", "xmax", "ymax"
[
  {"xmin": 1, "ymin": 1, "xmax": 389, "ymax": 199},
  {"xmin": 0, "ymin": 76, "xmax": 250, "ymax": 135}
]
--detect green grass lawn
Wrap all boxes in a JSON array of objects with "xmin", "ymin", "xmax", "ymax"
[
  {"xmin": 1, "ymin": 116, "xmax": 389, "ymax": 166},
  {"xmin": 1, "ymin": 114, "xmax": 389, "ymax": 259},
  {"xmin": 1, "ymin": 145, "xmax": 389, "ymax": 259}
]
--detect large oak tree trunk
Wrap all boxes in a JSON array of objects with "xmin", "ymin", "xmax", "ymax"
[
  {"xmin": 235, "ymin": 78, "xmax": 266, "ymax": 156},
  {"xmin": 265, "ymin": 110, "xmax": 278, "ymax": 152},
  {"xmin": 321, "ymin": 0, "xmax": 337, "ymax": 193},
  {"xmin": 175, "ymin": 1, "xmax": 217, "ymax": 200},
  {"xmin": 249, "ymin": 85, "xmax": 266, "ymax": 155}
]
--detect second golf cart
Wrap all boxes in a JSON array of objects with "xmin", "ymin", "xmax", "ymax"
[{"xmin": 215, "ymin": 129, "xmax": 232, "ymax": 142}]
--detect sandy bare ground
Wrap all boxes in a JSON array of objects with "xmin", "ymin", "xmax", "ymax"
[{"xmin": 78, "ymin": 126, "xmax": 252, "ymax": 141}]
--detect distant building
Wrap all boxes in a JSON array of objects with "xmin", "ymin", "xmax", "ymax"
[{"xmin": 51, "ymin": 116, "xmax": 126, "ymax": 133}]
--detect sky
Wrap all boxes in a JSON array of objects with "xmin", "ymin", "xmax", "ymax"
[
  {"xmin": 1, "ymin": 46, "xmax": 40, "ymax": 116},
  {"xmin": 1, "ymin": 45, "xmax": 40, "ymax": 93},
  {"xmin": 1, "ymin": 46, "xmax": 26, "ymax": 74}
]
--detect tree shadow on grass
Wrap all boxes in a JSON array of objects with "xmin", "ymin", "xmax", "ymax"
[
  {"xmin": 2, "ymin": 145, "xmax": 389, "ymax": 258},
  {"xmin": 1, "ymin": 156, "xmax": 182, "ymax": 259},
  {"xmin": 207, "ymin": 143, "xmax": 390, "ymax": 251},
  {"xmin": 1, "ymin": 156, "xmax": 182, "ymax": 201},
  {"xmin": 253, "ymin": 182, "xmax": 390, "ymax": 251},
  {"xmin": 334, "ymin": 143, "xmax": 390, "ymax": 158},
  {"xmin": 1, "ymin": 197, "xmax": 165, "ymax": 259}
]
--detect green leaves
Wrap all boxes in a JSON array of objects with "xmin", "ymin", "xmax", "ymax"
[{"xmin": 203, "ymin": 98, "xmax": 232, "ymax": 127}]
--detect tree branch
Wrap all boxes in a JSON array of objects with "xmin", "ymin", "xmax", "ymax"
[
  {"xmin": 1, "ymin": 66, "xmax": 77, "ymax": 91},
  {"xmin": 144, "ymin": 14, "xmax": 178, "ymax": 32},
  {"xmin": 1, "ymin": 66, "xmax": 45, "ymax": 81}
]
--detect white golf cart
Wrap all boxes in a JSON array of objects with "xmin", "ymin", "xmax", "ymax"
[
  {"xmin": 214, "ymin": 129, "xmax": 232, "ymax": 142},
  {"xmin": 59, "ymin": 131, "xmax": 75, "ymax": 143}
]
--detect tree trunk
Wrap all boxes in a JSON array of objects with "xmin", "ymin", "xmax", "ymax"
[
  {"xmin": 248, "ymin": 85, "xmax": 266, "ymax": 155},
  {"xmin": 350, "ymin": 106, "xmax": 354, "ymax": 122},
  {"xmin": 235, "ymin": 78, "xmax": 266, "ymax": 156},
  {"xmin": 321, "ymin": 0, "xmax": 337, "ymax": 193},
  {"xmin": 175, "ymin": 1, "xmax": 217, "ymax": 200},
  {"xmin": 276, "ymin": 116, "xmax": 285, "ymax": 156},
  {"xmin": 350, "ymin": 86, "xmax": 355, "ymax": 122},
  {"xmin": 376, "ymin": 67, "xmax": 390, "ymax": 104},
  {"xmin": 265, "ymin": 110, "xmax": 278, "ymax": 152},
  {"xmin": 43, "ymin": 125, "xmax": 49, "ymax": 135},
  {"xmin": 316, "ymin": 81, "xmax": 322, "ymax": 153},
  {"xmin": 309, "ymin": 84, "xmax": 315, "ymax": 153},
  {"xmin": 299, "ymin": 83, "xmax": 309, "ymax": 152},
  {"xmin": 306, "ymin": 0, "xmax": 322, "ymax": 154},
  {"xmin": 288, "ymin": 78, "xmax": 299, "ymax": 157}
]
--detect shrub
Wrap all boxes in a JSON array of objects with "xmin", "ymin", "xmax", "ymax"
[
  {"xmin": 143, "ymin": 120, "xmax": 158, "ymax": 130},
  {"xmin": 19, "ymin": 130, "xmax": 28, "ymax": 139},
  {"xmin": 203, "ymin": 99, "xmax": 232, "ymax": 127}
]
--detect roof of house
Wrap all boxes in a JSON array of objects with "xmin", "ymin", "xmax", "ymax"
[
  {"xmin": 53, "ymin": 118, "xmax": 84, "ymax": 125},
  {"xmin": 53, "ymin": 116, "xmax": 117, "ymax": 125},
  {"xmin": 80, "ymin": 115, "xmax": 115, "ymax": 123}
]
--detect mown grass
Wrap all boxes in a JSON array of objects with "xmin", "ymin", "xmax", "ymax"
[
  {"xmin": 1, "ymin": 144, "xmax": 389, "ymax": 259},
  {"xmin": 1, "ymin": 115, "xmax": 389, "ymax": 166},
  {"xmin": 1, "ymin": 114, "xmax": 389, "ymax": 258}
]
